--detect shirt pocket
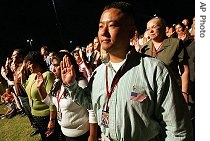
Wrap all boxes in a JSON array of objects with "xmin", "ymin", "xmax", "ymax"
[
  {"xmin": 130, "ymin": 89, "xmax": 150, "ymax": 114},
  {"xmin": 129, "ymin": 88, "xmax": 154, "ymax": 128}
]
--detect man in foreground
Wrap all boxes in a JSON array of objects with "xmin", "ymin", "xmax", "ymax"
[{"xmin": 61, "ymin": 2, "xmax": 193, "ymax": 141}]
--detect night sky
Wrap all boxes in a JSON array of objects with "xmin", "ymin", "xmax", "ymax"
[{"xmin": 0, "ymin": 0, "xmax": 195, "ymax": 64}]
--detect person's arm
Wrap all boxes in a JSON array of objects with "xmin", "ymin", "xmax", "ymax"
[
  {"xmin": 88, "ymin": 123, "xmax": 98, "ymax": 141},
  {"xmin": 155, "ymin": 63, "xmax": 193, "ymax": 140},
  {"xmin": 61, "ymin": 55, "xmax": 92, "ymax": 109},
  {"xmin": 4, "ymin": 57, "xmax": 11, "ymax": 72},
  {"xmin": 1, "ymin": 66, "xmax": 9, "ymax": 81},
  {"xmin": 48, "ymin": 111, "xmax": 56, "ymax": 128},
  {"xmin": 36, "ymin": 72, "xmax": 54, "ymax": 106},
  {"xmin": 88, "ymin": 110, "xmax": 98, "ymax": 141},
  {"xmin": 133, "ymin": 37, "xmax": 142, "ymax": 52},
  {"xmin": 45, "ymin": 106, "xmax": 57, "ymax": 137},
  {"xmin": 5, "ymin": 107, "xmax": 14, "ymax": 116},
  {"xmin": 84, "ymin": 64, "xmax": 92, "ymax": 81},
  {"xmin": 1, "ymin": 59, "xmax": 13, "ymax": 83},
  {"xmin": 178, "ymin": 40, "xmax": 190, "ymax": 103},
  {"xmin": 180, "ymin": 63, "xmax": 190, "ymax": 103},
  {"xmin": 36, "ymin": 72, "xmax": 48, "ymax": 100}
]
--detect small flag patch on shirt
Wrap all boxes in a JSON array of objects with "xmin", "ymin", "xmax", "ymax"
[{"xmin": 130, "ymin": 92, "xmax": 147, "ymax": 102}]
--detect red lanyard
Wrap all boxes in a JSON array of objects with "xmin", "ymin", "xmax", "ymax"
[
  {"xmin": 56, "ymin": 86, "xmax": 65, "ymax": 112},
  {"xmin": 105, "ymin": 62, "xmax": 128, "ymax": 111},
  {"xmin": 150, "ymin": 42, "xmax": 163, "ymax": 57}
]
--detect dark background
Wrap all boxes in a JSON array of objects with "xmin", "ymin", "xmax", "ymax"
[{"xmin": 0, "ymin": 0, "xmax": 195, "ymax": 64}]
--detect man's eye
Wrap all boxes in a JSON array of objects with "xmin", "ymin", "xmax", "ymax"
[
  {"xmin": 109, "ymin": 23, "xmax": 118, "ymax": 27},
  {"xmin": 99, "ymin": 24, "xmax": 103, "ymax": 28}
]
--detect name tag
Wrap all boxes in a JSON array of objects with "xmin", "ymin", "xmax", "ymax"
[
  {"xmin": 57, "ymin": 111, "xmax": 62, "ymax": 121},
  {"xmin": 101, "ymin": 110, "xmax": 109, "ymax": 128}
]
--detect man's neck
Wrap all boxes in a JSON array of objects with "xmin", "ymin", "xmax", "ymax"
[
  {"xmin": 153, "ymin": 34, "xmax": 167, "ymax": 42},
  {"xmin": 109, "ymin": 46, "xmax": 130, "ymax": 63},
  {"xmin": 109, "ymin": 52, "xmax": 127, "ymax": 63},
  {"xmin": 152, "ymin": 36, "xmax": 167, "ymax": 48}
]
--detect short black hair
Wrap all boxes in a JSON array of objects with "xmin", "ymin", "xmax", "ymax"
[{"xmin": 103, "ymin": 1, "xmax": 136, "ymax": 25}]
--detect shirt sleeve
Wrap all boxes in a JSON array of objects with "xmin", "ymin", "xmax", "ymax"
[
  {"xmin": 88, "ymin": 109, "xmax": 98, "ymax": 123},
  {"xmin": 64, "ymin": 80, "xmax": 92, "ymax": 110},
  {"xmin": 43, "ymin": 71, "xmax": 55, "ymax": 94},
  {"xmin": 154, "ymin": 63, "xmax": 193, "ymax": 140},
  {"xmin": 42, "ymin": 94, "xmax": 53, "ymax": 106}
]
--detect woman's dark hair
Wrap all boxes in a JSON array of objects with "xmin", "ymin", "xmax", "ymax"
[
  {"xmin": 24, "ymin": 51, "xmax": 48, "ymax": 72},
  {"xmin": 176, "ymin": 22, "xmax": 186, "ymax": 32},
  {"xmin": 13, "ymin": 48, "xmax": 27, "ymax": 59}
]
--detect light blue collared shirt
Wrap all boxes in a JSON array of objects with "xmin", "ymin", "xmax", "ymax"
[{"xmin": 65, "ymin": 49, "xmax": 193, "ymax": 141}]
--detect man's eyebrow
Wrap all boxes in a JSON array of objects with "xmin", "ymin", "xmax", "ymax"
[{"xmin": 99, "ymin": 20, "xmax": 118, "ymax": 23}]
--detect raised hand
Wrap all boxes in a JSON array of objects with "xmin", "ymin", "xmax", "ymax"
[
  {"xmin": 60, "ymin": 55, "xmax": 76, "ymax": 85},
  {"xmin": 5, "ymin": 57, "xmax": 12, "ymax": 67}
]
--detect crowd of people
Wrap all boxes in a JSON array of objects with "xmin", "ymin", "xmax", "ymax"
[{"xmin": 0, "ymin": 1, "xmax": 194, "ymax": 141}]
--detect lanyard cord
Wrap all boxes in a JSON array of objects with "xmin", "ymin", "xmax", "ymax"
[
  {"xmin": 56, "ymin": 85, "xmax": 65, "ymax": 112},
  {"xmin": 105, "ymin": 58, "xmax": 130, "ymax": 111}
]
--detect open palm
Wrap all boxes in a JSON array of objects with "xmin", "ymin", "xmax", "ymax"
[{"xmin": 60, "ymin": 55, "xmax": 76, "ymax": 85}]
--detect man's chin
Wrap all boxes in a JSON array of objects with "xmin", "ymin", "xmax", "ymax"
[{"xmin": 102, "ymin": 45, "xmax": 113, "ymax": 52}]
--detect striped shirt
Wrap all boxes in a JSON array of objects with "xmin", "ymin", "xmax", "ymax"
[{"xmin": 65, "ymin": 48, "xmax": 193, "ymax": 141}]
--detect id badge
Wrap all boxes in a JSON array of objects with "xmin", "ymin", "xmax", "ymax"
[
  {"xmin": 57, "ymin": 111, "xmax": 62, "ymax": 121},
  {"xmin": 101, "ymin": 110, "xmax": 109, "ymax": 128}
]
